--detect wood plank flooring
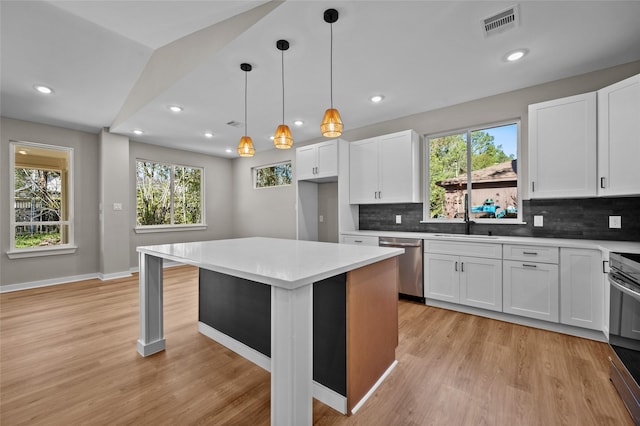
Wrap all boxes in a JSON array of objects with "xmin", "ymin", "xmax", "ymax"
[{"xmin": 0, "ymin": 265, "xmax": 633, "ymax": 425}]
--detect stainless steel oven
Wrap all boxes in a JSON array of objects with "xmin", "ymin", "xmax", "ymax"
[{"xmin": 609, "ymin": 252, "xmax": 640, "ymax": 425}]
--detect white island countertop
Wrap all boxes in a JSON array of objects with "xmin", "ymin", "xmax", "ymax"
[{"xmin": 137, "ymin": 237, "xmax": 403, "ymax": 290}]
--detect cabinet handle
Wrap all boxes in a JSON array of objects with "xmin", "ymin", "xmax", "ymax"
[
  {"xmin": 461, "ymin": 262, "xmax": 464, "ymax": 272},
  {"xmin": 455, "ymin": 261, "xmax": 458, "ymax": 272},
  {"xmin": 523, "ymin": 251, "xmax": 538, "ymax": 256},
  {"xmin": 354, "ymin": 240, "xmax": 363, "ymax": 243},
  {"xmin": 378, "ymin": 191, "xmax": 382, "ymax": 199},
  {"xmin": 600, "ymin": 177, "xmax": 606, "ymax": 188},
  {"xmin": 531, "ymin": 181, "xmax": 535, "ymax": 192},
  {"xmin": 522, "ymin": 263, "xmax": 537, "ymax": 268}
]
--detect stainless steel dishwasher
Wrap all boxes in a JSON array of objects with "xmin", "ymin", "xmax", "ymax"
[{"xmin": 379, "ymin": 237, "xmax": 424, "ymax": 301}]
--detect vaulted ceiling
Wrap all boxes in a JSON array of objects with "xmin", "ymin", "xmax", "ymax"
[{"xmin": 2, "ymin": 1, "xmax": 640, "ymax": 158}]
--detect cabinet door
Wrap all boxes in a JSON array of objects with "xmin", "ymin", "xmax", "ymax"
[
  {"xmin": 349, "ymin": 138, "xmax": 379, "ymax": 204},
  {"xmin": 528, "ymin": 93, "xmax": 597, "ymax": 199},
  {"xmin": 503, "ymin": 260, "xmax": 559, "ymax": 322},
  {"xmin": 296, "ymin": 145, "xmax": 317, "ymax": 181},
  {"xmin": 378, "ymin": 131, "xmax": 419, "ymax": 203},
  {"xmin": 560, "ymin": 248, "xmax": 603, "ymax": 330},
  {"xmin": 316, "ymin": 140, "xmax": 338, "ymax": 179},
  {"xmin": 459, "ymin": 256, "xmax": 502, "ymax": 312},
  {"xmin": 598, "ymin": 73, "xmax": 640, "ymax": 196},
  {"xmin": 424, "ymin": 253, "xmax": 459, "ymax": 303}
]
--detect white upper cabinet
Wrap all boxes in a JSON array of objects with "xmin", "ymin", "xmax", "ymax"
[
  {"xmin": 349, "ymin": 130, "xmax": 421, "ymax": 204},
  {"xmin": 296, "ymin": 140, "xmax": 338, "ymax": 181},
  {"xmin": 528, "ymin": 92, "xmax": 597, "ymax": 199},
  {"xmin": 597, "ymin": 73, "xmax": 640, "ymax": 196}
]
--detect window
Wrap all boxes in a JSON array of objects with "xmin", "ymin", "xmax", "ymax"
[
  {"xmin": 424, "ymin": 121, "xmax": 521, "ymax": 223},
  {"xmin": 136, "ymin": 160, "xmax": 204, "ymax": 228},
  {"xmin": 254, "ymin": 161, "xmax": 292, "ymax": 189},
  {"xmin": 9, "ymin": 141, "xmax": 75, "ymax": 256}
]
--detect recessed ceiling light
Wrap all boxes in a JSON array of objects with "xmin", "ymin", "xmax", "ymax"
[
  {"xmin": 225, "ymin": 149, "xmax": 233, "ymax": 153},
  {"xmin": 204, "ymin": 132, "xmax": 214, "ymax": 138},
  {"xmin": 269, "ymin": 136, "xmax": 275, "ymax": 141},
  {"xmin": 18, "ymin": 149, "xmax": 28, "ymax": 155},
  {"xmin": 169, "ymin": 105, "xmax": 183, "ymax": 113},
  {"xmin": 370, "ymin": 95, "xmax": 384, "ymax": 103},
  {"xmin": 34, "ymin": 85, "xmax": 53, "ymax": 94},
  {"xmin": 294, "ymin": 120, "xmax": 304, "ymax": 126},
  {"xmin": 133, "ymin": 129, "xmax": 144, "ymax": 135},
  {"xmin": 504, "ymin": 49, "xmax": 528, "ymax": 62}
]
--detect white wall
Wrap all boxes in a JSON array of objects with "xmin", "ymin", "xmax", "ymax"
[
  {"xmin": 231, "ymin": 147, "xmax": 297, "ymax": 239},
  {"xmin": 0, "ymin": 117, "xmax": 100, "ymax": 286},
  {"xmin": 128, "ymin": 141, "xmax": 234, "ymax": 267}
]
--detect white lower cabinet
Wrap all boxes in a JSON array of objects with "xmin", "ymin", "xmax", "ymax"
[
  {"xmin": 503, "ymin": 260, "xmax": 559, "ymax": 322},
  {"xmin": 425, "ymin": 248, "xmax": 502, "ymax": 312},
  {"xmin": 560, "ymin": 248, "xmax": 604, "ymax": 331}
]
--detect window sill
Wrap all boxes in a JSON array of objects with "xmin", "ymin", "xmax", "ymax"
[
  {"xmin": 135, "ymin": 224, "xmax": 207, "ymax": 234},
  {"xmin": 420, "ymin": 219, "xmax": 527, "ymax": 225},
  {"xmin": 7, "ymin": 245, "xmax": 78, "ymax": 259}
]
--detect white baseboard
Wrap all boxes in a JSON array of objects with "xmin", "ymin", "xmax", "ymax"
[
  {"xmin": 0, "ymin": 273, "xmax": 100, "ymax": 293},
  {"xmin": 1, "ymin": 260, "xmax": 184, "ymax": 293},
  {"xmin": 198, "ymin": 321, "xmax": 348, "ymax": 414},
  {"xmin": 98, "ymin": 271, "xmax": 132, "ymax": 281}
]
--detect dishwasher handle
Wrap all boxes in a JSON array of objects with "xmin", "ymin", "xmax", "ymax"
[{"xmin": 379, "ymin": 241, "xmax": 421, "ymax": 248}]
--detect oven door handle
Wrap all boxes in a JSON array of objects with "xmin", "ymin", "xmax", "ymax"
[{"xmin": 609, "ymin": 274, "xmax": 640, "ymax": 302}]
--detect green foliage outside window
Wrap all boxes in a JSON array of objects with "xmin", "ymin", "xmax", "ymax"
[
  {"xmin": 254, "ymin": 162, "xmax": 292, "ymax": 188},
  {"xmin": 136, "ymin": 161, "xmax": 203, "ymax": 226}
]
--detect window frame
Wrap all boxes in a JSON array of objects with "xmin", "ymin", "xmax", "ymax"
[
  {"xmin": 422, "ymin": 119, "xmax": 523, "ymax": 224},
  {"xmin": 8, "ymin": 140, "xmax": 76, "ymax": 259},
  {"xmin": 134, "ymin": 159, "xmax": 206, "ymax": 233},
  {"xmin": 253, "ymin": 161, "xmax": 293, "ymax": 189}
]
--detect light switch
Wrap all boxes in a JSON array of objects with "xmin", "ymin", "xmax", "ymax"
[
  {"xmin": 396, "ymin": 215, "xmax": 402, "ymax": 224},
  {"xmin": 113, "ymin": 203, "xmax": 123, "ymax": 211},
  {"xmin": 533, "ymin": 215, "xmax": 543, "ymax": 227},
  {"xmin": 609, "ymin": 216, "xmax": 621, "ymax": 229}
]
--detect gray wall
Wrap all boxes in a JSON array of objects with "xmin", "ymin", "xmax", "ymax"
[
  {"xmin": 1, "ymin": 117, "xmax": 100, "ymax": 286},
  {"xmin": 231, "ymin": 147, "xmax": 297, "ymax": 239},
  {"xmin": 128, "ymin": 141, "xmax": 234, "ymax": 267}
]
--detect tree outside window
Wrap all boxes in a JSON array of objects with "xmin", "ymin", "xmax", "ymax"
[
  {"xmin": 426, "ymin": 122, "xmax": 520, "ymax": 222},
  {"xmin": 254, "ymin": 162, "xmax": 292, "ymax": 189},
  {"xmin": 136, "ymin": 160, "xmax": 203, "ymax": 227}
]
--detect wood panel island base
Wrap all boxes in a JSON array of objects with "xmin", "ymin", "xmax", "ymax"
[{"xmin": 136, "ymin": 238, "xmax": 402, "ymax": 425}]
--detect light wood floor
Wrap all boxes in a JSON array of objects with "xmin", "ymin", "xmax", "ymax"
[{"xmin": 1, "ymin": 265, "xmax": 633, "ymax": 425}]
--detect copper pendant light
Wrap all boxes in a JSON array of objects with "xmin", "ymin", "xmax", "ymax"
[
  {"xmin": 320, "ymin": 8, "xmax": 343, "ymax": 138},
  {"xmin": 237, "ymin": 63, "xmax": 255, "ymax": 157},
  {"xmin": 273, "ymin": 39, "xmax": 293, "ymax": 149}
]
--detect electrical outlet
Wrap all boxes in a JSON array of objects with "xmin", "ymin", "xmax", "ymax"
[
  {"xmin": 319, "ymin": 215, "xmax": 324, "ymax": 223},
  {"xmin": 533, "ymin": 215, "xmax": 543, "ymax": 227},
  {"xmin": 113, "ymin": 202, "xmax": 122, "ymax": 211},
  {"xmin": 609, "ymin": 216, "xmax": 621, "ymax": 229},
  {"xmin": 396, "ymin": 215, "xmax": 402, "ymax": 224}
]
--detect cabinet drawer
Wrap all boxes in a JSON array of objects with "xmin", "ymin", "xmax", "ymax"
[
  {"xmin": 503, "ymin": 244, "xmax": 558, "ymax": 264},
  {"xmin": 341, "ymin": 235, "xmax": 379, "ymax": 246},
  {"xmin": 425, "ymin": 240, "xmax": 501, "ymax": 259}
]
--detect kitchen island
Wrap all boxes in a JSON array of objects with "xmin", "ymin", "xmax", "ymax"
[{"xmin": 136, "ymin": 237, "xmax": 402, "ymax": 425}]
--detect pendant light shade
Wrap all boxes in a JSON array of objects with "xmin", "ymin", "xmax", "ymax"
[
  {"xmin": 274, "ymin": 39, "xmax": 293, "ymax": 149},
  {"xmin": 237, "ymin": 63, "xmax": 255, "ymax": 157},
  {"xmin": 321, "ymin": 8, "xmax": 343, "ymax": 138}
]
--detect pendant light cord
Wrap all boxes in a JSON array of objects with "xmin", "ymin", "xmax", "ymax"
[
  {"xmin": 281, "ymin": 49, "xmax": 285, "ymax": 124},
  {"xmin": 330, "ymin": 22, "xmax": 334, "ymax": 109},
  {"xmin": 244, "ymin": 70, "xmax": 248, "ymax": 136}
]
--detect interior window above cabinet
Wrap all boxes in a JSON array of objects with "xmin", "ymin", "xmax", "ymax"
[
  {"xmin": 528, "ymin": 92, "xmax": 597, "ymax": 199},
  {"xmin": 597, "ymin": 73, "xmax": 640, "ymax": 197},
  {"xmin": 296, "ymin": 140, "xmax": 338, "ymax": 182},
  {"xmin": 349, "ymin": 130, "xmax": 421, "ymax": 204}
]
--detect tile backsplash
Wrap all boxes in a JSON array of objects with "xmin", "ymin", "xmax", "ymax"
[{"xmin": 358, "ymin": 197, "xmax": 640, "ymax": 241}]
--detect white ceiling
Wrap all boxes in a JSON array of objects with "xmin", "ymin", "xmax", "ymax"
[{"xmin": 2, "ymin": 1, "xmax": 640, "ymax": 158}]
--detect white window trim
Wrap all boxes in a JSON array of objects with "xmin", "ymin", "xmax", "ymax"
[
  {"xmin": 135, "ymin": 159, "xmax": 206, "ymax": 229},
  {"xmin": 8, "ymin": 140, "xmax": 76, "ymax": 258},
  {"xmin": 253, "ymin": 161, "xmax": 293, "ymax": 189},
  {"xmin": 421, "ymin": 119, "xmax": 524, "ymax": 224}
]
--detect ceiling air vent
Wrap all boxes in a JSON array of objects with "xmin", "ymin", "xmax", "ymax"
[
  {"xmin": 482, "ymin": 5, "xmax": 519, "ymax": 37},
  {"xmin": 226, "ymin": 120, "xmax": 242, "ymax": 128}
]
